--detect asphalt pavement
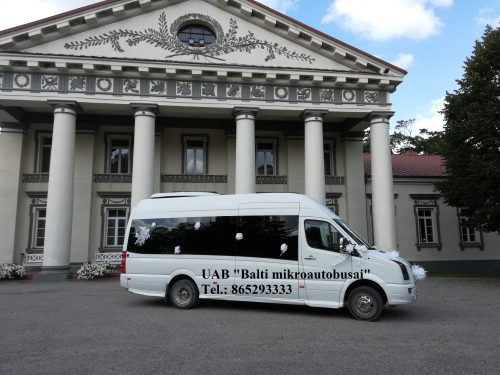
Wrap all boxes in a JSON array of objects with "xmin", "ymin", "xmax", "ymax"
[{"xmin": 1, "ymin": 277, "xmax": 499, "ymax": 375}]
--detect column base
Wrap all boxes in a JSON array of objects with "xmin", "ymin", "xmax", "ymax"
[{"xmin": 32, "ymin": 265, "xmax": 73, "ymax": 282}]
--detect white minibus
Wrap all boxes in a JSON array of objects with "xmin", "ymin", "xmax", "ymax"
[{"xmin": 120, "ymin": 193, "xmax": 417, "ymax": 321}]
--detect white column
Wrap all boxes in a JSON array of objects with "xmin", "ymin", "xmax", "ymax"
[
  {"xmin": 370, "ymin": 113, "xmax": 397, "ymax": 251},
  {"xmin": 233, "ymin": 107, "xmax": 258, "ymax": 194},
  {"xmin": 33, "ymin": 101, "xmax": 81, "ymax": 282},
  {"xmin": 302, "ymin": 110, "xmax": 328, "ymax": 204},
  {"xmin": 131, "ymin": 104, "xmax": 158, "ymax": 209}
]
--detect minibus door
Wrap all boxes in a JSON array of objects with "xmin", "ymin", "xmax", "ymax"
[
  {"xmin": 300, "ymin": 219, "xmax": 352, "ymax": 308},
  {"xmin": 235, "ymin": 203, "xmax": 300, "ymax": 300}
]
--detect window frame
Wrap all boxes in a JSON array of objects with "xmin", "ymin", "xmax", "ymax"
[
  {"xmin": 98, "ymin": 193, "xmax": 131, "ymax": 252},
  {"xmin": 32, "ymin": 208, "xmax": 47, "ymax": 249},
  {"xmin": 457, "ymin": 208, "xmax": 484, "ymax": 251},
  {"xmin": 323, "ymin": 138, "xmax": 337, "ymax": 176},
  {"xmin": 34, "ymin": 132, "xmax": 52, "ymax": 173},
  {"xmin": 104, "ymin": 134, "xmax": 134, "ymax": 174},
  {"xmin": 105, "ymin": 208, "xmax": 129, "ymax": 248},
  {"xmin": 182, "ymin": 134, "xmax": 209, "ymax": 175},
  {"xmin": 304, "ymin": 219, "xmax": 342, "ymax": 253},
  {"xmin": 256, "ymin": 138, "xmax": 278, "ymax": 176},
  {"xmin": 410, "ymin": 194, "xmax": 442, "ymax": 251},
  {"xmin": 26, "ymin": 193, "xmax": 47, "ymax": 254}
]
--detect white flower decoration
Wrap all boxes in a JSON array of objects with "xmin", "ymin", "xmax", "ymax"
[
  {"xmin": 135, "ymin": 227, "xmax": 150, "ymax": 246},
  {"xmin": 411, "ymin": 264, "xmax": 427, "ymax": 282},
  {"xmin": 194, "ymin": 222, "xmax": 201, "ymax": 230},
  {"xmin": 152, "ymin": 222, "xmax": 157, "ymax": 227},
  {"xmin": 235, "ymin": 233, "xmax": 243, "ymax": 241},
  {"xmin": 174, "ymin": 246, "xmax": 181, "ymax": 254},
  {"xmin": 280, "ymin": 243, "xmax": 288, "ymax": 256}
]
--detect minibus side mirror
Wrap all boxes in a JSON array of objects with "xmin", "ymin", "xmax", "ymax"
[{"xmin": 340, "ymin": 237, "xmax": 349, "ymax": 251}]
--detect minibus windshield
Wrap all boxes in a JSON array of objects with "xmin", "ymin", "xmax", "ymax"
[{"xmin": 334, "ymin": 219, "xmax": 375, "ymax": 249}]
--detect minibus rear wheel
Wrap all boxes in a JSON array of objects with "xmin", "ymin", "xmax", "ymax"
[
  {"xmin": 348, "ymin": 286, "xmax": 383, "ymax": 321},
  {"xmin": 170, "ymin": 279, "xmax": 199, "ymax": 309}
]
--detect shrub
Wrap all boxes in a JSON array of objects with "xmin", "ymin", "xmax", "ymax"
[
  {"xmin": 0, "ymin": 264, "xmax": 26, "ymax": 280},
  {"xmin": 77, "ymin": 261, "xmax": 115, "ymax": 280}
]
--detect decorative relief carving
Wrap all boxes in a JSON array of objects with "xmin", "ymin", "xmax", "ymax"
[
  {"xmin": 202, "ymin": 83, "xmax": 216, "ymax": 97},
  {"xmin": 365, "ymin": 91, "xmax": 379, "ymax": 103},
  {"xmin": 96, "ymin": 77, "xmax": 112, "ymax": 92},
  {"xmin": 14, "ymin": 73, "xmax": 30, "ymax": 88},
  {"xmin": 250, "ymin": 85, "xmax": 265, "ymax": 98},
  {"xmin": 342, "ymin": 90, "xmax": 355, "ymax": 102},
  {"xmin": 274, "ymin": 87, "xmax": 289, "ymax": 100},
  {"xmin": 124, "ymin": 79, "xmax": 139, "ymax": 93},
  {"xmin": 150, "ymin": 80, "xmax": 166, "ymax": 95},
  {"xmin": 69, "ymin": 76, "xmax": 86, "ymax": 91},
  {"xmin": 226, "ymin": 84, "xmax": 241, "ymax": 97},
  {"xmin": 42, "ymin": 75, "xmax": 58, "ymax": 90},
  {"xmin": 320, "ymin": 89, "xmax": 335, "ymax": 102},
  {"xmin": 64, "ymin": 13, "xmax": 315, "ymax": 64},
  {"xmin": 297, "ymin": 88, "xmax": 311, "ymax": 101},
  {"xmin": 177, "ymin": 82, "xmax": 192, "ymax": 96}
]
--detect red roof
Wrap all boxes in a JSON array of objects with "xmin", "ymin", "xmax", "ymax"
[
  {"xmin": 0, "ymin": 0, "xmax": 406, "ymax": 74},
  {"xmin": 363, "ymin": 153, "xmax": 446, "ymax": 178}
]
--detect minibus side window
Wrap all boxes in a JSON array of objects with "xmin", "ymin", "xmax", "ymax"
[
  {"xmin": 183, "ymin": 216, "xmax": 237, "ymax": 256},
  {"xmin": 304, "ymin": 220, "xmax": 341, "ymax": 253},
  {"xmin": 127, "ymin": 218, "xmax": 186, "ymax": 254},
  {"xmin": 236, "ymin": 215, "xmax": 299, "ymax": 261}
]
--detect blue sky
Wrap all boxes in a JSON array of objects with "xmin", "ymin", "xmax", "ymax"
[{"xmin": 3, "ymin": 0, "xmax": 500, "ymax": 132}]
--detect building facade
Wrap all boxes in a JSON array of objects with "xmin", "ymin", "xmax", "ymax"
[{"xmin": 1, "ymin": 0, "xmax": 496, "ymax": 279}]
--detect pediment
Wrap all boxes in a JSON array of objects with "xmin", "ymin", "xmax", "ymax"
[{"xmin": 0, "ymin": 0, "xmax": 405, "ymax": 76}]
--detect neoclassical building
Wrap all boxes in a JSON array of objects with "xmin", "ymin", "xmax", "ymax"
[{"xmin": 1, "ymin": 0, "xmax": 495, "ymax": 280}]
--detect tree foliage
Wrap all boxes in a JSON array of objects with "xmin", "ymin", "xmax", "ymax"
[
  {"xmin": 434, "ymin": 25, "xmax": 500, "ymax": 232},
  {"xmin": 363, "ymin": 119, "xmax": 445, "ymax": 155}
]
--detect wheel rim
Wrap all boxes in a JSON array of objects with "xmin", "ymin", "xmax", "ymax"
[
  {"xmin": 174, "ymin": 285, "xmax": 191, "ymax": 306},
  {"xmin": 354, "ymin": 293, "xmax": 375, "ymax": 316}
]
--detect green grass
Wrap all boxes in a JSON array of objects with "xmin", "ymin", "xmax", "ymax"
[{"xmin": 427, "ymin": 272, "xmax": 500, "ymax": 278}]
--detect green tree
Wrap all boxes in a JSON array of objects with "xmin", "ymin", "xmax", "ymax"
[{"xmin": 434, "ymin": 25, "xmax": 500, "ymax": 232}]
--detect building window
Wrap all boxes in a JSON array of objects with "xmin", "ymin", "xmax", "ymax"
[
  {"xmin": 458, "ymin": 208, "xmax": 484, "ymax": 250},
  {"xmin": 417, "ymin": 208, "xmax": 436, "ymax": 243},
  {"xmin": 324, "ymin": 140, "xmax": 336, "ymax": 175},
  {"xmin": 36, "ymin": 134, "xmax": 52, "ymax": 173},
  {"xmin": 177, "ymin": 24, "xmax": 216, "ymax": 46},
  {"xmin": 105, "ymin": 208, "xmax": 128, "ymax": 247},
  {"xmin": 182, "ymin": 135, "xmax": 208, "ymax": 175},
  {"xmin": 33, "ymin": 209, "xmax": 46, "ymax": 248},
  {"xmin": 326, "ymin": 193, "xmax": 341, "ymax": 215},
  {"xmin": 109, "ymin": 138, "xmax": 132, "ymax": 174},
  {"xmin": 256, "ymin": 142, "xmax": 276, "ymax": 175},
  {"xmin": 410, "ymin": 194, "xmax": 442, "ymax": 251}
]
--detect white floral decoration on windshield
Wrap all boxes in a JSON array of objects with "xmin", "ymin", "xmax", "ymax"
[
  {"xmin": 235, "ymin": 233, "xmax": 243, "ymax": 241},
  {"xmin": 280, "ymin": 243, "xmax": 288, "ymax": 256},
  {"xmin": 135, "ymin": 227, "xmax": 150, "ymax": 246}
]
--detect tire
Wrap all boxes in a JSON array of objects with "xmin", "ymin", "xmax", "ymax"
[
  {"xmin": 348, "ymin": 286, "xmax": 384, "ymax": 322},
  {"xmin": 170, "ymin": 279, "xmax": 199, "ymax": 309}
]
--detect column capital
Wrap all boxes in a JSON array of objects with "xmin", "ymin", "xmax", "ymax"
[
  {"xmin": 48, "ymin": 100, "xmax": 83, "ymax": 115},
  {"xmin": 233, "ymin": 106, "xmax": 259, "ymax": 119},
  {"xmin": 130, "ymin": 103, "xmax": 159, "ymax": 117},
  {"xmin": 369, "ymin": 111, "xmax": 395, "ymax": 122},
  {"xmin": 300, "ymin": 109, "xmax": 329, "ymax": 121}
]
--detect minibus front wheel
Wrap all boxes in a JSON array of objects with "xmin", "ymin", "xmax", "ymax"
[
  {"xmin": 170, "ymin": 279, "xmax": 199, "ymax": 309},
  {"xmin": 348, "ymin": 286, "xmax": 384, "ymax": 322}
]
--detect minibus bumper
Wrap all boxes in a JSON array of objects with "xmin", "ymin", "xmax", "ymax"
[{"xmin": 384, "ymin": 283, "xmax": 417, "ymax": 305}]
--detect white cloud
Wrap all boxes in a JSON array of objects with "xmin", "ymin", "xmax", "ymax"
[
  {"xmin": 255, "ymin": 0, "xmax": 299, "ymax": 14},
  {"xmin": 0, "ymin": 0, "xmax": 96, "ymax": 31},
  {"xmin": 413, "ymin": 96, "xmax": 446, "ymax": 132},
  {"xmin": 321, "ymin": 0, "xmax": 453, "ymax": 41},
  {"xmin": 390, "ymin": 53, "xmax": 414, "ymax": 70},
  {"xmin": 476, "ymin": 7, "xmax": 500, "ymax": 27}
]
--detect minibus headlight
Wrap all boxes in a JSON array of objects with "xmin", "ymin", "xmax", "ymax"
[{"xmin": 393, "ymin": 260, "xmax": 410, "ymax": 281}]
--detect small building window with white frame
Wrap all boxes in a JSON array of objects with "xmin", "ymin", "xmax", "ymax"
[
  {"xmin": 256, "ymin": 141, "xmax": 276, "ymax": 175},
  {"xmin": 410, "ymin": 194, "xmax": 442, "ymax": 251},
  {"xmin": 33, "ymin": 208, "xmax": 47, "ymax": 248},
  {"xmin": 36, "ymin": 134, "xmax": 52, "ymax": 173},
  {"xmin": 108, "ymin": 137, "xmax": 132, "ymax": 174},
  {"xmin": 458, "ymin": 208, "xmax": 484, "ymax": 250},
  {"xmin": 105, "ymin": 208, "xmax": 128, "ymax": 247}
]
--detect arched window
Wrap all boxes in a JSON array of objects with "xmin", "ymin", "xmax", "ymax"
[{"xmin": 177, "ymin": 24, "xmax": 216, "ymax": 46}]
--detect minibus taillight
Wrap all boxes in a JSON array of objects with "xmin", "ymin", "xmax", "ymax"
[{"xmin": 121, "ymin": 251, "xmax": 126, "ymax": 274}]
